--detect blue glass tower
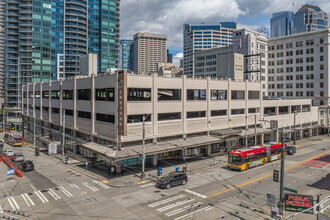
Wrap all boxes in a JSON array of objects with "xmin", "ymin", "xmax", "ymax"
[
  {"xmin": 293, "ymin": 5, "xmax": 328, "ymax": 34},
  {"xmin": 183, "ymin": 22, "xmax": 237, "ymax": 77},
  {"xmin": 119, "ymin": 40, "xmax": 134, "ymax": 71},
  {"xmin": 270, "ymin": 11, "xmax": 294, "ymax": 38}
]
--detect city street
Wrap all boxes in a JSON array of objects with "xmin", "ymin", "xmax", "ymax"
[{"xmin": 0, "ymin": 135, "xmax": 329, "ymax": 219}]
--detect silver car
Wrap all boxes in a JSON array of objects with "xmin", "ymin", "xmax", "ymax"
[
  {"xmin": 4, "ymin": 149, "xmax": 14, "ymax": 157},
  {"xmin": 13, "ymin": 153, "xmax": 24, "ymax": 162}
]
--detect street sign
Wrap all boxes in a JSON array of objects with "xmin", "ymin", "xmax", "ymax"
[
  {"xmin": 284, "ymin": 186, "xmax": 298, "ymax": 193},
  {"xmin": 267, "ymin": 193, "xmax": 276, "ymax": 207},
  {"xmin": 285, "ymin": 193, "xmax": 313, "ymax": 214},
  {"xmin": 7, "ymin": 168, "xmax": 14, "ymax": 176},
  {"xmin": 48, "ymin": 143, "xmax": 57, "ymax": 155}
]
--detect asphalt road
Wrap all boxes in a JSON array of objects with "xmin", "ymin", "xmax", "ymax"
[{"xmin": 0, "ymin": 135, "xmax": 329, "ymax": 219}]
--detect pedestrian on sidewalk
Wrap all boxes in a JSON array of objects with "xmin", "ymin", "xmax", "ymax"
[{"xmin": 65, "ymin": 155, "xmax": 69, "ymax": 164}]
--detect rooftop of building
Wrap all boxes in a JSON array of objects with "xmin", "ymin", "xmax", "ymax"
[
  {"xmin": 297, "ymin": 4, "xmax": 323, "ymax": 13},
  {"xmin": 184, "ymin": 22, "xmax": 237, "ymax": 31},
  {"xmin": 268, "ymin": 27, "xmax": 330, "ymax": 42},
  {"xmin": 133, "ymin": 32, "xmax": 167, "ymax": 39}
]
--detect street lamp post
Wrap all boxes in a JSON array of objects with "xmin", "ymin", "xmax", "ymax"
[
  {"xmin": 293, "ymin": 111, "xmax": 297, "ymax": 145},
  {"xmin": 245, "ymin": 114, "xmax": 257, "ymax": 147},
  {"xmin": 141, "ymin": 114, "xmax": 151, "ymax": 179}
]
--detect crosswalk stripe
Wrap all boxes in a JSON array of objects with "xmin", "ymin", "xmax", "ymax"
[
  {"xmin": 7, "ymin": 197, "xmax": 16, "ymax": 211},
  {"xmin": 60, "ymin": 186, "xmax": 73, "ymax": 197},
  {"xmin": 72, "ymin": 184, "xmax": 80, "ymax": 189},
  {"xmin": 157, "ymin": 199, "xmax": 195, "ymax": 212},
  {"xmin": 48, "ymin": 190, "xmax": 58, "ymax": 200},
  {"xmin": 82, "ymin": 182, "xmax": 98, "ymax": 192},
  {"xmin": 0, "ymin": 205, "xmax": 3, "ymax": 213},
  {"xmin": 11, "ymin": 197, "xmax": 20, "ymax": 210},
  {"xmin": 24, "ymin": 193, "xmax": 35, "ymax": 206},
  {"xmin": 165, "ymin": 202, "xmax": 203, "ymax": 217},
  {"xmin": 21, "ymin": 194, "xmax": 30, "ymax": 207},
  {"xmin": 38, "ymin": 191, "xmax": 49, "ymax": 203},
  {"xmin": 185, "ymin": 189, "xmax": 207, "ymax": 199},
  {"xmin": 93, "ymin": 180, "xmax": 110, "ymax": 189},
  {"xmin": 35, "ymin": 191, "xmax": 45, "ymax": 203},
  {"xmin": 48, "ymin": 189, "xmax": 61, "ymax": 200},
  {"xmin": 174, "ymin": 206, "xmax": 212, "ymax": 220},
  {"xmin": 149, "ymin": 194, "xmax": 186, "ymax": 207}
]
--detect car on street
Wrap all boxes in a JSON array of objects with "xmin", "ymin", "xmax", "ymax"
[
  {"xmin": 21, "ymin": 160, "xmax": 34, "ymax": 172},
  {"xmin": 286, "ymin": 146, "xmax": 296, "ymax": 155},
  {"xmin": 156, "ymin": 171, "xmax": 188, "ymax": 189},
  {"xmin": 4, "ymin": 149, "xmax": 14, "ymax": 157},
  {"xmin": 12, "ymin": 153, "xmax": 24, "ymax": 162}
]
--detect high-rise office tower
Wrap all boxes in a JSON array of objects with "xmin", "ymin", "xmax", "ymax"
[
  {"xmin": 5, "ymin": 0, "xmax": 120, "ymax": 113},
  {"xmin": 293, "ymin": 5, "xmax": 328, "ymax": 34},
  {"xmin": 167, "ymin": 49, "xmax": 173, "ymax": 63},
  {"xmin": 120, "ymin": 40, "xmax": 134, "ymax": 71},
  {"xmin": 270, "ymin": 11, "xmax": 294, "ymax": 38},
  {"xmin": 0, "ymin": 1, "xmax": 5, "ymax": 105},
  {"xmin": 133, "ymin": 32, "xmax": 167, "ymax": 74},
  {"xmin": 183, "ymin": 22, "xmax": 237, "ymax": 77}
]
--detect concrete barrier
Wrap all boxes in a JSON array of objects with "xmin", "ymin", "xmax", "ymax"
[{"xmin": 0, "ymin": 155, "xmax": 23, "ymax": 178}]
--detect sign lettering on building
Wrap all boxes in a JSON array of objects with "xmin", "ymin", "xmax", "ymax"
[{"xmin": 117, "ymin": 70, "xmax": 127, "ymax": 136}]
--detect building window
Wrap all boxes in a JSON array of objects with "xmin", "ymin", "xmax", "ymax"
[
  {"xmin": 127, "ymin": 114, "xmax": 151, "ymax": 123},
  {"xmin": 210, "ymin": 90, "xmax": 227, "ymax": 100},
  {"xmin": 302, "ymin": 105, "xmax": 310, "ymax": 112},
  {"xmin": 187, "ymin": 111, "xmax": 206, "ymax": 118},
  {"xmin": 52, "ymin": 108, "xmax": 60, "ymax": 114},
  {"xmin": 158, "ymin": 112, "xmax": 181, "ymax": 121},
  {"xmin": 231, "ymin": 90, "xmax": 245, "ymax": 100},
  {"xmin": 248, "ymin": 108, "xmax": 259, "ymax": 113},
  {"xmin": 158, "ymin": 89, "xmax": 181, "ymax": 101},
  {"xmin": 187, "ymin": 89, "xmax": 206, "ymax": 100},
  {"xmin": 231, "ymin": 109, "xmax": 244, "ymax": 115},
  {"xmin": 42, "ymin": 91, "xmax": 49, "ymax": 98},
  {"xmin": 78, "ymin": 89, "xmax": 91, "ymax": 100},
  {"xmin": 96, "ymin": 88, "xmax": 115, "ymax": 101},
  {"xmin": 78, "ymin": 111, "xmax": 91, "ymax": 119},
  {"xmin": 264, "ymin": 107, "xmax": 276, "ymax": 116},
  {"xmin": 62, "ymin": 90, "xmax": 73, "ymax": 100},
  {"xmin": 65, "ymin": 109, "xmax": 73, "ymax": 116},
  {"xmin": 35, "ymin": 91, "xmax": 40, "ymax": 98},
  {"xmin": 51, "ymin": 91, "xmax": 60, "ymax": 99},
  {"xmin": 96, "ymin": 113, "xmax": 115, "ymax": 123},
  {"xmin": 43, "ymin": 106, "xmax": 49, "ymax": 112},
  {"xmin": 211, "ymin": 110, "xmax": 227, "ymax": 117},
  {"xmin": 128, "ymin": 88, "xmax": 151, "ymax": 101},
  {"xmin": 291, "ymin": 105, "xmax": 301, "ymax": 113},
  {"xmin": 320, "ymin": 47, "xmax": 324, "ymax": 53},
  {"xmin": 248, "ymin": 91, "xmax": 259, "ymax": 99}
]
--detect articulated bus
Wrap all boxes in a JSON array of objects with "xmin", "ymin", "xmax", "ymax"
[
  {"xmin": 228, "ymin": 142, "xmax": 287, "ymax": 171},
  {"xmin": 4, "ymin": 133, "xmax": 23, "ymax": 147}
]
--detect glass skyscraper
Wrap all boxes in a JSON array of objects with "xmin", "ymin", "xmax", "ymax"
[
  {"xmin": 270, "ymin": 11, "xmax": 294, "ymax": 38},
  {"xmin": 183, "ymin": 22, "xmax": 237, "ymax": 77},
  {"xmin": 119, "ymin": 40, "xmax": 134, "ymax": 71},
  {"xmin": 293, "ymin": 5, "xmax": 328, "ymax": 34},
  {"xmin": 5, "ymin": 0, "xmax": 120, "ymax": 111}
]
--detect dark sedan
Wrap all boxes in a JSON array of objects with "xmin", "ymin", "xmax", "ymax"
[
  {"xmin": 286, "ymin": 146, "xmax": 296, "ymax": 155},
  {"xmin": 21, "ymin": 160, "xmax": 34, "ymax": 172},
  {"xmin": 156, "ymin": 171, "xmax": 188, "ymax": 189}
]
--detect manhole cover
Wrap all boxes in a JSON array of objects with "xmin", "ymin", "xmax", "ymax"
[
  {"xmin": 41, "ymin": 189, "xmax": 48, "ymax": 193},
  {"xmin": 75, "ymin": 175, "xmax": 81, "ymax": 177},
  {"xmin": 153, "ymin": 190, "xmax": 161, "ymax": 193}
]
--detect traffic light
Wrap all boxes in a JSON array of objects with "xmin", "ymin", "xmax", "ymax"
[
  {"xmin": 182, "ymin": 147, "xmax": 186, "ymax": 157},
  {"xmin": 273, "ymin": 169, "xmax": 279, "ymax": 182},
  {"xmin": 64, "ymin": 146, "xmax": 68, "ymax": 154},
  {"xmin": 35, "ymin": 147, "xmax": 40, "ymax": 156}
]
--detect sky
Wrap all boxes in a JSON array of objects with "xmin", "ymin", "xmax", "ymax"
[{"xmin": 120, "ymin": 0, "xmax": 330, "ymax": 66}]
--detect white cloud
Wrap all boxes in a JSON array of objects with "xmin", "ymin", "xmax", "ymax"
[{"xmin": 173, "ymin": 53, "xmax": 183, "ymax": 67}]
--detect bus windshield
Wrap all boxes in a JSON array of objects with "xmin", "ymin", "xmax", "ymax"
[{"xmin": 228, "ymin": 155, "xmax": 242, "ymax": 164}]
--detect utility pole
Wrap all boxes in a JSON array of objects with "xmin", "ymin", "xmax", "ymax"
[
  {"xmin": 33, "ymin": 111, "xmax": 36, "ymax": 154},
  {"xmin": 327, "ymin": 105, "xmax": 329, "ymax": 137},
  {"xmin": 254, "ymin": 114, "xmax": 257, "ymax": 145},
  {"xmin": 293, "ymin": 111, "xmax": 296, "ymax": 145},
  {"xmin": 279, "ymin": 127, "xmax": 286, "ymax": 215},
  {"xmin": 141, "ymin": 115, "xmax": 146, "ymax": 179},
  {"xmin": 245, "ymin": 115, "xmax": 248, "ymax": 147},
  {"xmin": 2, "ymin": 109, "xmax": 4, "ymax": 132},
  {"xmin": 62, "ymin": 110, "xmax": 65, "ymax": 162}
]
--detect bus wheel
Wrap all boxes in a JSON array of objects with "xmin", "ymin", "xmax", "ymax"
[
  {"xmin": 246, "ymin": 164, "xmax": 249, "ymax": 170},
  {"xmin": 262, "ymin": 160, "xmax": 266, "ymax": 165}
]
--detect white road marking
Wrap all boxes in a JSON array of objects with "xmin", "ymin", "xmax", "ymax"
[
  {"xmin": 157, "ymin": 199, "xmax": 195, "ymax": 212},
  {"xmin": 30, "ymin": 184, "xmax": 37, "ymax": 191},
  {"xmin": 59, "ymin": 186, "xmax": 73, "ymax": 197},
  {"xmin": 48, "ymin": 189, "xmax": 61, "ymax": 200},
  {"xmin": 34, "ymin": 191, "xmax": 45, "ymax": 203},
  {"xmin": 48, "ymin": 190, "xmax": 58, "ymax": 200},
  {"xmin": 0, "ymin": 205, "xmax": 3, "ymax": 213},
  {"xmin": 38, "ymin": 191, "xmax": 49, "ymax": 202},
  {"xmin": 140, "ymin": 183, "xmax": 154, "ymax": 188},
  {"xmin": 165, "ymin": 202, "xmax": 203, "ymax": 217},
  {"xmin": 7, "ymin": 197, "xmax": 16, "ymax": 211},
  {"xmin": 174, "ymin": 206, "xmax": 212, "ymax": 220},
  {"xmin": 11, "ymin": 197, "xmax": 20, "ymax": 210},
  {"xmin": 72, "ymin": 184, "xmax": 80, "ymax": 189},
  {"xmin": 24, "ymin": 193, "xmax": 35, "ymax": 206},
  {"xmin": 93, "ymin": 180, "xmax": 110, "ymax": 189},
  {"xmin": 21, "ymin": 194, "xmax": 30, "ymax": 207},
  {"xmin": 82, "ymin": 182, "xmax": 99, "ymax": 192},
  {"xmin": 185, "ymin": 189, "xmax": 207, "ymax": 199},
  {"xmin": 149, "ymin": 195, "xmax": 186, "ymax": 207},
  {"xmin": 322, "ymin": 164, "xmax": 330, "ymax": 169}
]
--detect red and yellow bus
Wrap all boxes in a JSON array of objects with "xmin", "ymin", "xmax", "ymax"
[
  {"xmin": 228, "ymin": 142, "xmax": 287, "ymax": 171},
  {"xmin": 4, "ymin": 133, "xmax": 23, "ymax": 147}
]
